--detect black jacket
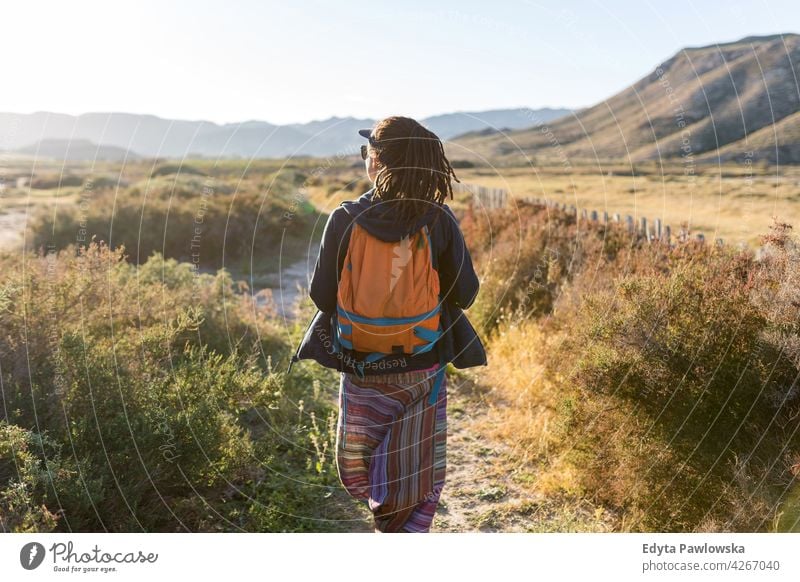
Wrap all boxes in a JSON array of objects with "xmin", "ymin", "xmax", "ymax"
[{"xmin": 287, "ymin": 187, "xmax": 487, "ymax": 376}]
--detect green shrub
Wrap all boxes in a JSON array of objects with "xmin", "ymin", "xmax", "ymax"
[
  {"xmin": 0, "ymin": 423, "xmax": 62, "ymax": 532},
  {"xmin": 0, "ymin": 242, "xmax": 354, "ymax": 532},
  {"xmin": 151, "ymin": 164, "xmax": 206, "ymax": 178},
  {"xmin": 30, "ymin": 174, "xmax": 83, "ymax": 189},
  {"xmin": 29, "ymin": 171, "xmax": 320, "ymax": 272},
  {"xmin": 543, "ymin": 221, "xmax": 800, "ymax": 531}
]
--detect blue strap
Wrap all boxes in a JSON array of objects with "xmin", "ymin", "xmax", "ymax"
[
  {"xmin": 428, "ymin": 360, "xmax": 446, "ymax": 405},
  {"xmin": 413, "ymin": 326, "xmax": 441, "ymax": 342},
  {"xmin": 426, "ymin": 319, "xmax": 446, "ymax": 405},
  {"xmin": 354, "ymin": 361, "xmax": 366, "ymax": 380},
  {"xmin": 332, "ymin": 311, "xmax": 367, "ymax": 378},
  {"xmin": 412, "ymin": 341, "xmax": 437, "ymax": 355},
  {"xmin": 337, "ymin": 305, "xmax": 440, "ymax": 326},
  {"xmin": 335, "ymin": 308, "xmax": 445, "ymax": 386}
]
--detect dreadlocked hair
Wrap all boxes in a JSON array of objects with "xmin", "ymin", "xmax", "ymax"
[{"xmin": 370, "ymin": 116, "xmax": 460, "ymax": 225}]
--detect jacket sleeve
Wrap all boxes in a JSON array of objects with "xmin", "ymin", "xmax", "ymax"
[
  {"xmin": 438, "ymin": 207, "xmax": 480, "ymax": 310},
  {"xmin": 309, "ymin": 208, "xmax": 343, "ymax": 313}
]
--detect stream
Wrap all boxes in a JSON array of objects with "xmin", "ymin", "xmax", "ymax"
[
  {"xmin": 252, "ymin": 242, "xmax": 320, "ymax": 321},
  {"xmin": 0, "ymin": 209, "xmax": 27, "ymax": 249}
]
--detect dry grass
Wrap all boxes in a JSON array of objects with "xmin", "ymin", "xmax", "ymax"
[
  {"xmin": 296, "ymin": 160, "xmax": 800, "ymax": 251},
  {"xmin": 462, "ymin": 203, "xmax": 800, "ymax": 532},
  {"xmin": 455, "ymin": 164, "xmax": 800, "ymax": 249}
]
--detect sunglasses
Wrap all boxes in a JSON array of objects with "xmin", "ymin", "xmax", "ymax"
[{"xmin": 360, "ymin": 136, "xmax": 384, "ymax": 160}]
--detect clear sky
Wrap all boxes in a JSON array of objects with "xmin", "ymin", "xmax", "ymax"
[{"xmin": 2, "ymin": 0, "xmax": 797, "ymax": 125}]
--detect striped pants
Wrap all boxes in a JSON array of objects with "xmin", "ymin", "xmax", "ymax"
[{"xmin": 335, "ymin": 364, "xmax": 447, "ymax": 533}]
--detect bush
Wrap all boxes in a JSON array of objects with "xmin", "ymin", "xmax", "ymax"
[
  {"xmin": 475, "ymin": 205, "xmax": 800, "ymax": 531},
  {"xmin": 450, "ymin": 160, "xmax": 476, "ymax": 168},
  {"xmin": 151, "ymin": 164, "xmax": 206, "ymax": 178},
  {"xmin": 461, "ymin": 201, "xmax": 638, "ymax": 334},
  {"xmin": 29, "ymin": 170, "xmax": 320, "ymax": 272},
  {"xmin": 0, "ymin": 423, "xmax": 62, "ymax": 532},
  {"xmin": 0, "ymin": 242, "xmax": 354, "ymax": 531},
  {"xmin": 30, "ymin": 174, "xmax": 83, "ymax": 189},
  {"xmin": 540, "ymin": 220, "xmax": 800, "ymax": 531}
]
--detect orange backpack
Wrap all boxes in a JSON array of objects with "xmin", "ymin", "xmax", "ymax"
[{"xmin": 332, "ymin": 221, "xmax": 446, "ymax": 404}]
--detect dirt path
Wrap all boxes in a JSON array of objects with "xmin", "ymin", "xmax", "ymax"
[
  {"xmin": 431, "ymin": 371, "xmax": 525, "ymax": 532},
  {"xmin": 430, "ymin": 372, "xmax": 541, "ymax": 532},
  {"xmin": 320, "ymin": 368, "xmax": 563, "ymax": 533},
  {"xmin": 322, "ymin": 365, "xmax": 610, "ymax": 533},
  {"xmin": 320, "ymin": 369, "xmax": 557, "ymax": 533},
  {"xmin": 431, "ymin": 371, "xmax": 612, "ymax": 532}
]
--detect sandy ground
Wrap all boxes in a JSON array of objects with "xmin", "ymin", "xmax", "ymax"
[
  {"xmin": 327, "ymin": 368, "xmax": 611, "ymax": 533},
  {"xmin": 430, "ymin": 372, "xmax": 609, "ymax": 532},
  {"xmin": 0, "ymin": 208, "xmax": 28, "ymax": 250}
]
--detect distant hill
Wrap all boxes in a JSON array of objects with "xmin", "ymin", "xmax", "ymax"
[
  {"xmin": 0, "ymin": 112, "xmax": 314, "ymax": 159},
  {"xmin": 452, "ymin": 34, "xmax": 800, "ymax": 164},
  {"xmin": 422, "ymin": 107, "xmax": 570, "ymax": 140},
  {"xmin": 15, "ymin": 138, "xmax": 138, "ymax": 161},
  {"xmin": 0, "ymin": 108, "xmax": 569, "ymax": 160}
]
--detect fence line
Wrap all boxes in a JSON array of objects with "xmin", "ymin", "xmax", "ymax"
[{"xmin": 452, "ymin": 181, "xmax": 734, "ymax": 249}]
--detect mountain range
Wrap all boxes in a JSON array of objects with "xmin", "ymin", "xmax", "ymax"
[
  {"xmin": 4, "ymin": 34, "xmax": 797, "ymax": 165},
  {"xmin": 452, "ymin": 34, "xmax": 800, "ymax": 164},
  {"xmin": 0, "ymin": 108, "xmax": 570, "ymax": 160}
]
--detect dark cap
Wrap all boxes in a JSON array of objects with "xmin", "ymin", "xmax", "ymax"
[{"xmin": 358, "ymin": 128, "xmax": 382, "ymax": 146}]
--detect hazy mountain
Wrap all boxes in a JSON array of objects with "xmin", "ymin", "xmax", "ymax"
[
  {"xmin": 452, "ymin": 34, "xmax": 800, "ymax": 164},
  {"xmin": 423, "ymin": 107, "xmax": 570, "ymax": 139},
  {"xmin": 15, "ymin": 138, "xmax": 138, "ymax": 161},
  {"xmin": 0, "ymin": 112, "xmax": 311, "ymax": 158},
  {"xmin": 286, "ymin": 116, "xmax": 377, "ymax": 156},
  {"xmin": 0, "ymin": 108, "xmax": 569, "ymax": 160}
]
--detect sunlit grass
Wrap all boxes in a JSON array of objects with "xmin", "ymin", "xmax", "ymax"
[{"xmin": 456, "ymin": 164, "xmax": 800, "ymax": 249}]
